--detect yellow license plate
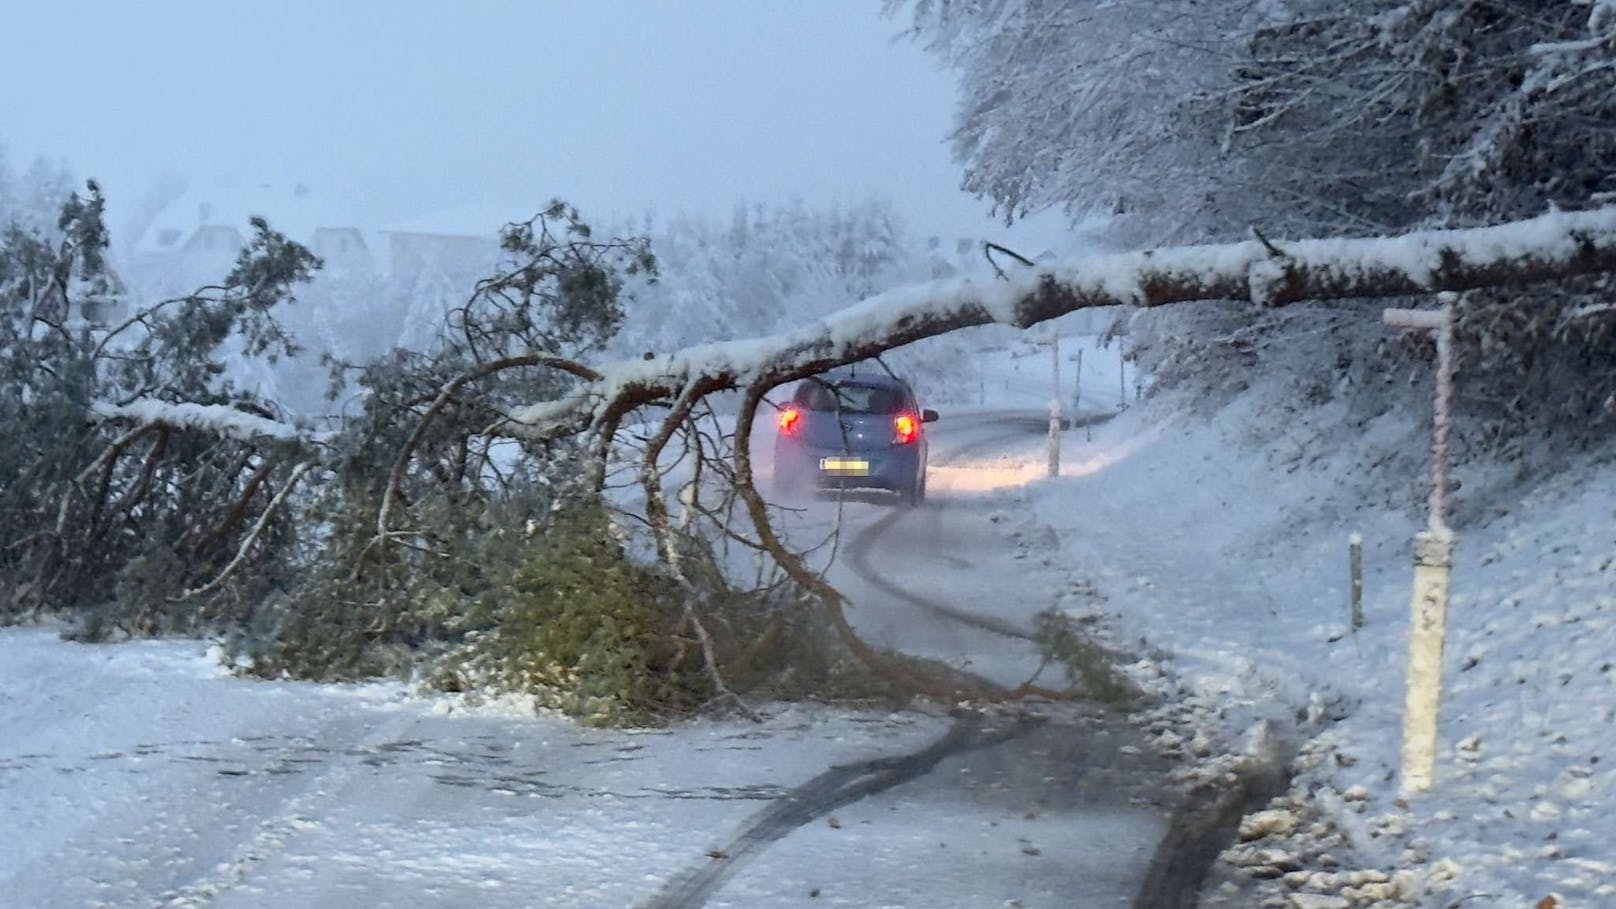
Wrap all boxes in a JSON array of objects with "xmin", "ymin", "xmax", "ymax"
[{"xmin": 819, "ymin": 457, "xmax": 871, "ymax": 476}]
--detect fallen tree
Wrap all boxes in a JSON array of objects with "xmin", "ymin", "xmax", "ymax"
[
  {"xmin": 480, "ymin": 205, "xmax": 1616, "ymax": 707},
  {"xmin": 508, "ymin": 206, "xmax": 1616, "ymax": 442},
  {"xmin": 1, "ymin": 185, "xmax": 322, "ymax": 631},
  {"xmin": 14, "ymin": 186, "xmax": 1616, "ymax": 718}
]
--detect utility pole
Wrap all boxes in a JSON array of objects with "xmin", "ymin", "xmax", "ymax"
[{"xmin": 1383, "ymin": 299, "xmax": 1457, "ymax": 794}]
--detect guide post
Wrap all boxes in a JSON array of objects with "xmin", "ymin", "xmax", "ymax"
[
  {"xmin": 1048, "ymin": 329, "xmax": 1062, "ymax": 477},
  {"xmin": 1382, "ymin": 301, "xmax": 1457, "ymax": 793}
]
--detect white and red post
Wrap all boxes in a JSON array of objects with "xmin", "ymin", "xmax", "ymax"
[{"xmin": 1382, "ymin": 300, "xmax": 1457, "ymax": 793}]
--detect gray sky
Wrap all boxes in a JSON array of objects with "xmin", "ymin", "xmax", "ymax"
[{"xmin": 1, "ymin": 1, "xmax": 1069, "ymax": 249}]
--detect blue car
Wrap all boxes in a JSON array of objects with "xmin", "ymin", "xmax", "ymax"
[{"xmin": 772, "ymin": 370, "xmax": 938, "ymax": 504}]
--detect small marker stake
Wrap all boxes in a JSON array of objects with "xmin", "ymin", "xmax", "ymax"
[{"xmin": 1349, "ymin": 532, "xmax": 1364, "ymax": 630}]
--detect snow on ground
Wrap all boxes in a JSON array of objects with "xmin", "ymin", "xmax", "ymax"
[
  {"xmin": 0, "ymin": 623, "xmax": 1166, "ymax": 908},
  {"xmin": 935, "ymin": 326, "xmax": 1139, "ymax": 412},
  {"xmin": 0, "ymin": 628, "xmax": 967, "ymax": 908},
  {"xmin": 991, "ymin": 369, "xmax": 1616, "ymax": 907}
]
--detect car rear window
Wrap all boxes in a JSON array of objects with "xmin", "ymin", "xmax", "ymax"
[{"xmin": 794, "ymin": 381, "xmax": 908, "ymax": 414}]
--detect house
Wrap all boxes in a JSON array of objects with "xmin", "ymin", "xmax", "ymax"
[
  {"xmin": 129, "ymin": 183, "xmax": 376, "ymax": 291},
  {"xmin": 379, "ymin": 202, "xmax": 549, "ymax": 285}
]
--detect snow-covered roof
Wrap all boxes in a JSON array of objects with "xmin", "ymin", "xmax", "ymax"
[{"xmin": 133, "ymin": 183, "xmax": 361, "ymax": 256}]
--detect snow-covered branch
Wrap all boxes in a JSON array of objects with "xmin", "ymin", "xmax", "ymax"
[
  {"xmin": 91, "ymin": 400, "xmax": 314, "ymax": 445},
  {"xmin": 509, "ymin": 206, "xmax": 1616, "ymax": 440}
]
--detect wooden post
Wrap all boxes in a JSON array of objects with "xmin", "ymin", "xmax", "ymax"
[
  {"xmin": 1383, "ymin": 302, "xmax": 1458, "ymax": 793},
  {"xmin": 1052, "ymin": 330, "xmax": 1061, "ymax": 395},
  {"xmin": 1048, "ymin": 329, "xmax": 1062, "ymax": 477},
  {"xmin": 1349, "ymin": 532, "xmax": 1364, "ymax": 630},
  {"xmin": 1073, "ymin": 348, "xmax": 1083, "ymax": 414}
]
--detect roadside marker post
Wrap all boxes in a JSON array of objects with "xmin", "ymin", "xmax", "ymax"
[
  {"xmin": 1349, "ymin": 532, "xmax": 1364, "ymax": 631},
  {"xmin": 1048, "ymin": 329, "xmax": 1062, "ymax": 477},
  {"xmin": 1073, "ymin": 348, "xmax": 1083, "ymax": 414},
  {"xmin": 1382, "ymin": 301, "xmax": 1457, "ymax": 793}
]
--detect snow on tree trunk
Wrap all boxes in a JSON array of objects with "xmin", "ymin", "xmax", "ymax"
[{"xmin": 509, "ymin": 206, "xmax": 1616, "ymax": 441}]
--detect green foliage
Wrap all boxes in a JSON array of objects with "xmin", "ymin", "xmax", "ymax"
[
  {"xmin": 246, "ymin": 488, "xmax": 709, "ymax": 725},
  {"xmin": 233, "ymin": 200, "xmax": 709, "ymax": 723},
  {"xmin": 111, "ymin": 217, "xmax": 318, "ymax": 403},
  {"xmin": 448, "ymin": 503, "xmax": 707, "ymax": 724},
  {"xmin": 0, "ymin": 182, "xmax": 319, "ymax": 624},
  {"xmin": 484, "ymin": 199, "xmax": 656, "ymax": 355},
  {"xmin": 1033, "ymin": 610, "xmax": 1142, "ymax": 708},
  {"xmin": 242, "ymin": 479, "xmax": 479, "ymax": 681}
]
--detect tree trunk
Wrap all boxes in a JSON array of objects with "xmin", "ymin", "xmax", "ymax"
[{"xmin": 507, "ymin": 206, "xmax": 1616, "ymax": 440}]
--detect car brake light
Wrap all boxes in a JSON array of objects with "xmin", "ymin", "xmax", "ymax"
[
  {"xmin": 894, "ymin": 413, "xmax": 919, "ymax": 444},
  {"xmin": 779, "ymin": 407, "xmax": 801, "ymax": 435}
]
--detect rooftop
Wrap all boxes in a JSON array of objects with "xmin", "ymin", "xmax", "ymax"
[{"xmin": 133, "ymin": 182, "xmax": 360, "ymax": 256}]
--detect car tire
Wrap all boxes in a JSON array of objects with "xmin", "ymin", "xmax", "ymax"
[{"xmin": 901, "ymin": 473, "xmax": 926, "ymax": 507}]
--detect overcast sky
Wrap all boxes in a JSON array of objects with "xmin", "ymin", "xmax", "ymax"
[{"xmin": 1, "ymin": 1, "xmax": 1070, "ymax": 250}]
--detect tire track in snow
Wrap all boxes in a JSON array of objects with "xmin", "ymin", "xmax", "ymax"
[
  {"xmin": 643, "ymin": 410, "xmax": 1137, "ymax": 908},
  {"xmin": 847, "ymin": 507, "xmax": 1036, "ymax": 641},
  {"xmin": 843, "ymin": 409, "xmax": 1061, "ymax": 643},
  {"xmin": 156, "ymin": 709, "xmax": 425, "ymax": 907},
  {"xmin": 641, "ymin": 709, "xmax": 1044, "ymax": 909}
]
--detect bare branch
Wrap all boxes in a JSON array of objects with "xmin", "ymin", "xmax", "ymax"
[
  {"xmin": 175, "ymin": 462, "xmax": 315, "ymax": 602},
  {"xmin": 377, "ymin": 353, "xmax": 600, "ymax": 537}
]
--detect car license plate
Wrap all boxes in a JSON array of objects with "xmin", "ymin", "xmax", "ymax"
[{"xmin": 819, "ymin": 457, "xmax": 870, "ymax": 476}]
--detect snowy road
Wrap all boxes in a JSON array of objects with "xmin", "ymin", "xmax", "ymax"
[
  {"xmin": 779, "ymin": 409, "xmax": 1115, "ymax": 690},
  {"xmin": 732, "ymin": 409, "xmax": 1173, "ymax": 908},
  {"xmin": 1, "ymin": 410, "xmax": 1171, "ymax": 908}
]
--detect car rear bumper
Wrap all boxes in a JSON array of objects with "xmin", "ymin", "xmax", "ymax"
[{"xmin": 775, "ymin": 442, "xmax": 922, "ymax": 491}]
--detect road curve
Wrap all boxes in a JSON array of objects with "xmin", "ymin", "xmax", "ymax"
[{"xmin": 673, "ymin": 409, "xmax": 1176, "ymax": 908}]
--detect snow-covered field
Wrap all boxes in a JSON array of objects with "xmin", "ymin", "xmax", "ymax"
[{"xmin": 992, "ymin": 373, "xmax": 1616, "ymax": 907}]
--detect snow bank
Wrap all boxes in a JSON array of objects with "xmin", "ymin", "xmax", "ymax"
[{"xmin": 1018, "ymin": 385, "xmax": 1616, "ymax": 906}]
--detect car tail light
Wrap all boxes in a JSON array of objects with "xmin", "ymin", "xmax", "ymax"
[
  {"xmin": 893, "ymin": 413, "xmax": 919, "ymax": 444},
  {"xmin": 778, "ymin": 407, "xmax": 802, "ymax": 435}
]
